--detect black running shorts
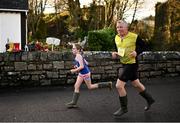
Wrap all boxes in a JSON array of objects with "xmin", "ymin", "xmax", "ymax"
[{"xmin": 118, "ymin": 63, "xmax": 138, "ymax": 82}]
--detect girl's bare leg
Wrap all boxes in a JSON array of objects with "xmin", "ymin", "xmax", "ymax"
[
  {"xmin": 84, "ymin": 79, "xmax": 98, "ymax": 90},
  {"xmin": 74, "ymin": 75, "xmax": 84, "ymax": 93},
  {"xmin": 66, "ymin": 75, "xmax": 83, "ymax": 108}
]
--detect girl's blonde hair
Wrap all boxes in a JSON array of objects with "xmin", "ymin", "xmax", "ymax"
[
  {"xmin": 73, "ymin": 43, "xmax": 83, "ymax": 53},
  {"xmin": 74, "ymin": 43, "xmax": 82, "ymax": 50}
]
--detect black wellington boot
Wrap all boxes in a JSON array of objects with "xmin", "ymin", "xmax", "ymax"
[
  {"xmin": 139, "ymin": 90, "xmax": 155, "ymax": 111},
  {"xmin": 113, "ymin": 95, "xmax": 128, "ymax": 117},
  {"xmin": 66, "ymin": 92, "xmax": 80, "ymax": 108}
]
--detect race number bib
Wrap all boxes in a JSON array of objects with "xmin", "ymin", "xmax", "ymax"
[{"xmin": 118, "ymin": 48, "xmax": 125, "ymax": 57}]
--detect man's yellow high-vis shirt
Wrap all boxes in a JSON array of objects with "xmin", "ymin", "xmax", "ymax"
[{"xmin": 115, "ymin": 32, "xmax": 138, "ymax": 64}]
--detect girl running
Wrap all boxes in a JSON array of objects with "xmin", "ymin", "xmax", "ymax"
[{"xmin": 66, "ymin": 43, "xmax": 112, "ymax": 108}]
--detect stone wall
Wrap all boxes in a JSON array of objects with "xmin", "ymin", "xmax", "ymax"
[{"xmin": 0, "ymin": 51, "xmax": 180, "ymax": 87}]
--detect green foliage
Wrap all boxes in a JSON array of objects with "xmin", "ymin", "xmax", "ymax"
[
  {"xmin": 34, "ymin": 18, "xmax": 47, "ymax": 39},
  {"xmin": 74, "ymin": 27, "xmax": 88, "ymax": 40},
  {"xmin": 88, "ymin": 28, "xmax": 116, "ymax": 51}
]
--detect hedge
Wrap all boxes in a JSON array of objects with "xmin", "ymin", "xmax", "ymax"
[{"xmin": 88, "ymin": 28, "xmax": 116, "ymax": 51}]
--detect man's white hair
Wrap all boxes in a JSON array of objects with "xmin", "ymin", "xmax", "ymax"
[{"xmin": 117, "ymin": 20, "xmax": 128, "ymax": 28}]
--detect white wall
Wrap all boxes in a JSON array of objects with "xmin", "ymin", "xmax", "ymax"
[{"xmin": 0, "ymin": 13, "xmax": 21, "ymax": 52}]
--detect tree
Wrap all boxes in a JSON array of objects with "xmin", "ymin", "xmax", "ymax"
[
  {"xmin": 67, "ymin": 0, "xmax": 82, "ymax": 27},
  {"xmin": 104, "ymin": 0, "xmax": 116, "ymax": 27},
  {"xmin": 28, "ymin": 0, "xmax": 48, "ymax": 39},
  {"xmin": 129, "ymin": 0, "xmax": 139, "ymax": 28},
  {"xmin": 103, "ymin": 0, "xmax": 144, "ymax": 27},
  {"xmin": 54, "ymin": 0, "xmax": 68, "ymax": 35}
]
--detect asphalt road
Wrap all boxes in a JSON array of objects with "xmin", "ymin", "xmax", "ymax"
[{"xmin": 0, "ymin": 77, "xmax": 180, "ymax": 122}]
